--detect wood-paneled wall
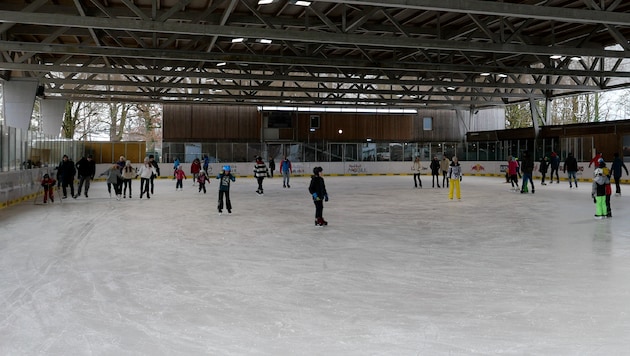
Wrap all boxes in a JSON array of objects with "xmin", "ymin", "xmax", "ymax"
[
  {"xmin": 164, "ymin": 104, "xmax": 466, "ymax": 143},
  {"xmin": 164, "ymin": 104, "xmax": 259, "ymax": 141}
]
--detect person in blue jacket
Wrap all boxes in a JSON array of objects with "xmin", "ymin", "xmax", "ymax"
[{"xmin": 217, "ymin": 165, "xmax": 236, "ymax": 215}]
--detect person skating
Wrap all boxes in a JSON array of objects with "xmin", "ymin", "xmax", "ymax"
[
  {"xmin": 430, "ymin": 156, "xmax": 441, "ymax": 188},
  {"xmin": 588, "ymin": 151, "xmax": 603, "ymax": 169},
  {"xmin": 138, "ymin": 157, "xmax": 157, "ymax": 199},
  {"xmin": 190, "ymin": 158, "xmax": 201, "ymax": 186},
  {"xmin": 175, "ymin": 165, "xmax": 186, "ymax": 191},
  {"xmin": 411, "ymin": 156, "xmax": 422, "ymax": 188},
  {"xmin": 520, "ymin": 151, "xmax": 535, "ymax": 194},
  {"xmin": 217, "ymin": 166, "xmax": 235, "ymax": 214},
  {"xmin": 549, "ymin": 151, "xmax": 560, "ymax": 183},
  {"xmin": 74, "ymin": 154, "xmax": 95, "ymax": 198},
  {"xmin": 41, "ymin": 173, "xmax": 56, "ymax": 204},
  {"xmin": 563, "ymin": 152, "xmax": 579, "ymax": 188},
  {"xmin": 253, "ymin": 156, "xmax": 269, "ymax": 194},
  {"xmin": 598, "ymin": 159, "xmax": 613, "ymax": 217},
  {"xmin": 198, "ymin": 170, "xmax": 209, "ymax": 194},
  {"xmin": 101, "ymin": 164, "xmax": 123, "ymax": 200},
  {"xmin": 507, "ymin": 155, "xmax": 520, "ymax": 191},
  {"xmin": 268, "ymin": 156, "xmax": 276, "ymax": 178},
  {"xmin": 440, "ymin": 155, "xmax": 450, "ymax": 188},
  {"xmin": 149, "ymin": 154, "xmax": 160, "ymax": 195},
  {"xmin": 279, "ymin": 156, "xmax": 293, "ymax": 188},
  {"xmin": 121, "ymin": 160, "xmax": 136, "ymax": 198},
  {"xmin": 447, "ymin": 156, "xmax": 462, "ymax": 200},
  {"xmin": 309, "ymin": 166, "xmax": 328, "ymax": 226},
  {"xmin": 610, "ymin": 152, "xmax": 629, "ymax": 196},
  {"xmin": 539, "ymin": 156, "xmax": 549, "ymax": 185},
  {"xmin": 592, "ymin": 167, "xmax": 608, "ymax": 219},
  {"xmin": 58, "ymin": 155, "xmax": 76, "ymax": 199}
]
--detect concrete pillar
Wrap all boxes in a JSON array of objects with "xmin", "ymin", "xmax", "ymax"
[{"xmin": 2, "ymin": 78, "xmax": 38, "ymax": 130}]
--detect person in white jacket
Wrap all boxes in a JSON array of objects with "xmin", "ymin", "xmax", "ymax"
[
  {"xmin": 411, "ymin": 156, "xmax": 422, "ymax": 188},
  {"xmin": 137, "ymin": 157, "xmax": 157, "ymax": 199}
]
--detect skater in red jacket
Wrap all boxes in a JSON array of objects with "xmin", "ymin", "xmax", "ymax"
[{"xmin": 41, "ymin": 173, "xmax": 56, "ymax": 203}]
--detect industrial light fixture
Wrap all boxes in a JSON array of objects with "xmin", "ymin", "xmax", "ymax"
[
  {"xmin": 570, "ymin": 56, "xmax": 582, "ymax": 61},
  {"xmin": 257, "ymin": 38, "xmax": 273, "ymax": 44},
  {"xmin": 258, "ymin": 106, "xmax": 418, "ymax": 114},
  {"xmin": 289, "ymin": 0, "xmax": 312, "ymax": 5},
  {"xmin": 480, "ymin": 72, "xmax": 490, "ymax": 76},
  {"xmin": 216, "ymin": 62, "xmax": 227, "ymax": 67},
  {"xmin": 231, "ymin": 38, "xmax": 245, "ymax": 43},
  {"xmin": 550, "ymin": 55, "xmax": 562, "ymax": 60},
  {"xmin": 258, "ymin": 0, "xmax": 274, "ymax": 4},
  {"xmin": 497, "ymin": 73, "xmax": 508, "ymax": 78}
]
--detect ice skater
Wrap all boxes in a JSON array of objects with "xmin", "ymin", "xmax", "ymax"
[
  {"xmin": 280, "ymin": 156, "xmax": 292, "ymax": 188},
  {"xmin": 411, "ymin": 156, "xmax": 422, "ymax": 188},
  {"xmin": 610, "ymin": 152, "xmax": 628, "ymax": 196},
  {"xmin": 175, "ymin": 165, "xmax": 186, "ymax": 191},
  {"xmin": 100, "ymin": 164, "xmax": 123, "ymax": 200},
  {"xmin": 41, "ymin": 173, "xmax": 56, "ymax": 204},
  {"xmin": 592, "ymin": 167, "xmax": 609, "ymax": 219},
  {"xmin": 563, "ymin": 152, "xmax": 579, "ymax": 188},
  {"xmin": 121, "ymin": 160, "xmax": 136, "ymax": 198},
  {"xmin": 74, "ymin": 154, "xmax": 95, "ymax": 198},
  {"xmin": 430, "ymin": 156, "xmax": 441, "ymax": 188},
  {"xmin": 217, "ymin": 165, "xmax": 235, "ymax": 214},
  {"xmin": 58, "ymin": 154, "xmax": 76, "ymax": 199},
  {"xmin": 539, "ymin": 156, "xmax": 549, "ymax": 185},
  {"xmin": 507, "ymin": 155, "xmax": 520, "ymax": 191},
  {"xmin": 138, "ymin": 157, "xmax": 157, "ymax": 199},
  {"xmin": 197, "ymin": 170, "xmax": 209, "ymax": 194},
  {"xmin": 520, "ymin": 151, "xmax": 535, "ymax": 194},
  {"xmin": 253, "ymin": 156, "xmax": 269, "ymax": 194},
  {"xmin": 447, "ymin": 156, "xmax": 462, "ymax": 200},
  {"xmin": 309, "ymin": 166, "xmax": 329, "ymax": 226},
  {"xmin": 440, "ymin": 155, "xmax": 450, "ymax": 188}
]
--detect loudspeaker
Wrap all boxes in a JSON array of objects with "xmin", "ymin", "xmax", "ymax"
[
  {"xmin": 36, "ymin": 85, "xmax": 45, "ymax": 97},
  {"xmin": 310, "ymin": 115, "xmax": 320, "ymax": 129}
]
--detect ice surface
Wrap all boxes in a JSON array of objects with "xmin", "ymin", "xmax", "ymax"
[{"xmin": 1, "ymin": 175, "xmax": 629, "ymax": 355}]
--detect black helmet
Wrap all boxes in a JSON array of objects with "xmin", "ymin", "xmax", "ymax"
[
  {"xmin": 313, "ymin": 166, "xmax": 323, "ymax": 175},
  {"xmin": 43, "ymin": 173, "xmax": 49, "ymax": 178}
]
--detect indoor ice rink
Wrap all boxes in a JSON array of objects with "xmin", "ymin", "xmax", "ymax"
[{"xmin": 1, "ymin": 174, "xmax": 629, "ymax": 355}]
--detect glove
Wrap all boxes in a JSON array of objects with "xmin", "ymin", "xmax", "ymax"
[
  {"xmin": 312, "ymin": 193, "xmax": 320, "ymax": 201},
  {"xmin": 324, "ymin": 194, "xmax": 329, "ymax": 202},
  {"xmin": 592, "ymin": 194, "xmax": 596, "ymax": 204},
  {"xmin": 459, "ymin": 176, "xmax": 462, "ymax": 181}
]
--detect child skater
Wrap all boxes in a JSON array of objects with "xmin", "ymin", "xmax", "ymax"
[
  {"xmin": 308, "ymin": 166, "xmax": 328, "ymax": 226},
  {"xmin": 41, "ymin": 173, "xmax": 56, "ymax": 204},
  {"xmin": 175, "ymin": 165, "xmax": 186, "ymax": 191},
  {"xmin": 448, "ymin": 156, "xmax": 462, "ymax": 200},
  {"xmin": 216, "ymin": 165, "xmax": 235, "ymax": 215},
  {"xmin": 592, "ymin": 167, "xmax": 609, "ymax": 219},
  {"xmin": 197, "ymin": 170, "xmax": 209, "ymax": 194}
]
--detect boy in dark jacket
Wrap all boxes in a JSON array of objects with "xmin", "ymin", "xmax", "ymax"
[{"xmin": 308, "ymin": 166, "xmax": 329, "ymax": 226}]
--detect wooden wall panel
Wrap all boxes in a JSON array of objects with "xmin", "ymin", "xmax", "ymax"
[{"xmin": 163, "ymin": 104, "xmax": 191, "ymax": 140}]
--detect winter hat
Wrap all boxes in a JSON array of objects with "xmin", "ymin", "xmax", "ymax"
[
  {"xmin": 223, "ymin": 165, "xmax": 231, "ymax": 172},
  {"xmin": 43, "ymin": 173, "xmax": 49, "ymax": 179}
]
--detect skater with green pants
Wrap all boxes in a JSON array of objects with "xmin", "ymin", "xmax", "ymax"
[{"xmin": 592, "ymin": 168, "xmax": 608, "ymax": 219}]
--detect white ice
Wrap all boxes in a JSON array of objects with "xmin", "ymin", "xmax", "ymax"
[{"xmin": 1, "ymin": 175, "xmax": 629, "ymax": 355}]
